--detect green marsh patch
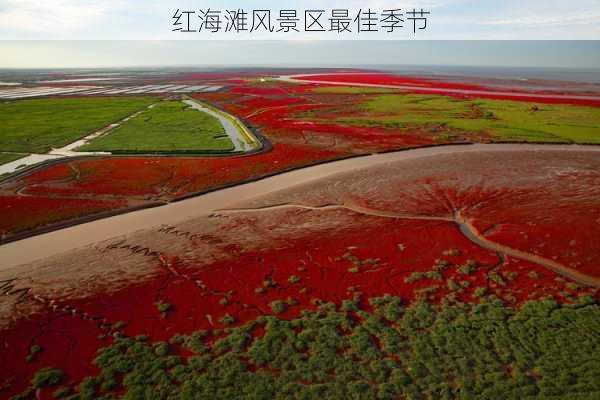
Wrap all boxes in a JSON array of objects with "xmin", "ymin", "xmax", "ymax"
[
  {"xmin": 19, "ymin": 296, "xmax": 600, "ymax": 400},
  {"xmin": 0, "ymin": 97, "xmax": 155, "ymax": 153},
  {"xmin": 77, "ymin": 101, "xmax": 233, "ymax": 153},
  {"xmin": 337, "ymin": 93, "xmax": 600, "ymax": 143}
]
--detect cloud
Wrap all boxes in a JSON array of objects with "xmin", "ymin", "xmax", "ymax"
[
  {"xmin": 0, "ymin": 0, "xmax": 598, "ymax": 39},
  {"xmin": 480, "ymin": 12, "xmax": 600, "ymax": 27},
  {"xmin": 327, "ymin": 0, "xmax": 449, "ymax": 12},
  {"xmin": 0, "ymin": 0, "xmax": 108, "ymax": 32}
]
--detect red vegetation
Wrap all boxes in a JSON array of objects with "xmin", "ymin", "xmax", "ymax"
[
  {"xmin": 0, "ymin": 143, "xmax": 342, "ymax": 239},
  {"xmin": 2, "ymin": 75, "xmax": 599, "ymax": 240},
  {"xmin": 295, "ymin": 73, "xmax": 490, "ymax": 91},
  {"xmin": 23, "ymin": 163, "xmax": 73, "ymax": 184},
  {"xmin": 202, "ymin": 82, "xmax": 440, "ymax": 153},
  {"xmin": 295, "ymin": 73, "xmax": 600, "ymax": 107},
  {"xmin": 2, "ymin": 147, "xmax": 600, "ymax": 397},
  {"xmin": 15, "ymin": 144, "xmax": 341, "ymax": 200},
  {"xmin": 0, "ymin": 80, "xmax": 438, "ymax": 239},
  {"xmin": 258, "ymin": 150, "xmax": 600, "ymax": 280},
  {"xmin": 1, "ymin": 75, "xmax": 599, "ymax": 398},
  {"xmin": 0, "ymin": 195, "xmax": 127, "ymax": 236},
  {"xmin": 1, "ymin": 207, "xmax": 596, "ymax": 398}
]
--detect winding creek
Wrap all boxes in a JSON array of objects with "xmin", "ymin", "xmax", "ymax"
[{"xmin": 215, "ymin": 202, "xmax": 600, "ymax": 288}]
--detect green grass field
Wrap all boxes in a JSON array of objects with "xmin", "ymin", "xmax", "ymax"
[
  {"xmin": 316, "ymin": 89, "xmax": 600, "ymax": 143},
  {"xmin": 0, "ymin": 97, "xmax": 156, "ymax": 153},
  {"xmin": 78, "ymin": 101, "xmax": 233, "ymax": 153},
  {"xmin": 0, "ymin": 152, "xmax": 27, "ymax": 166}
]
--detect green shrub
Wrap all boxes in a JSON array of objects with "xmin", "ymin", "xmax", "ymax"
[
  {"xmin": 447, "ymin": 279, "xmax": 461, "ymax": 291},
  {"xmin": 220, "ymin": 314, "xmax": 236, "ymax": 325},
  {"xmin": 405, "ymin": 272, "xmax": 424, "ymax": 283},
  {"xmin": 488, "ymin": 273, "xmax": 506, "ymax": 286},
  {"xmin": 26, "ymin": 344, "xmax": 42, "ymax": 362},
  {"xmin": 155, "ymin": 301, "xmax": 172, "ymax": 314},
  {"xmin": 153, "ymin": 342, "xmax": 170, "ymax": 357},
  {"xmin": 31, "ymin": 368, "xmax": 63, "ymax": 388},
  {"xmin": 425, "ymin": 271, "xmax": 443, "ymax": 281},
  {"xmin": 52, "ymin": 386, "xmax": 72, "ymax": 398},
  {"xmin": 16, "ymin": 296, "xmax": 600, "ymax": 400},
  {"xmin": 269, "ymin": 300, "xmax": 287, "ymax": 314},
  {"xmin": 459, "ymin": 262, "xmax": 476, "ymax": 275}
]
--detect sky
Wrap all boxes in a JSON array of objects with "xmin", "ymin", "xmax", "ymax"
[
  {"xmin": 1, "ymin": 41, "xmax": 600, "ymax": 69},
  {"xmin": 0, "ymin": 0, "xmax": 599, "ymax": 40},
  {"xmin": 1, "ymin": 0, "xmax": 599, "ymax": 69}
]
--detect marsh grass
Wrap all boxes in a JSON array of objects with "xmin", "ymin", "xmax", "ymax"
[
  {"xmin": 78, "ymin": 100, "xmax": 233, "ymax": 153},
  {"xmin": 0, "ymin": 97, "xmax": 155, "ymax": 153}
]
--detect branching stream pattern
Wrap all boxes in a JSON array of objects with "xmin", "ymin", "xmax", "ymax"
[{"xmin": 215, "ymin": 202, "xmax": 600, "ymax": 288}]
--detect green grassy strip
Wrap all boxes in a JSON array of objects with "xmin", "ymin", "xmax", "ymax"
[
  {"xmin": 19, "ymin": 295, "xmax": 600, "ymax": 400},
  {"xmin": 77, "ymin": 101, "xmax": 234, "ymax": 153},
  {"xmin": 0, "ymin": 97, "xmax": 156, "ymax": 153}
]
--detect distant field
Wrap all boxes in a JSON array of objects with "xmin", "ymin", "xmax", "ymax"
[
  {"xmin": 312, "ymin": 86, "xmax": 400, "ymax": 94},
  {"xmin": 0, "ymin": 97, "xmax": 156, "ymax": 153},
  {"xmin": 78, "ymin": 100, "xmax": 233, "ymax": 153},
  {"xmin": 319, "ymin": 90, "xmax": 600, "ymax": 143},
  {"xmin": 0, "ymin": 152, "xmax": 26, "ymax": 166}
]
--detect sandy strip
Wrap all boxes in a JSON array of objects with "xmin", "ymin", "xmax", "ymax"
[{"xmin": 1, "ymin": 143, "xmax": 599, "ymax": 270}]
